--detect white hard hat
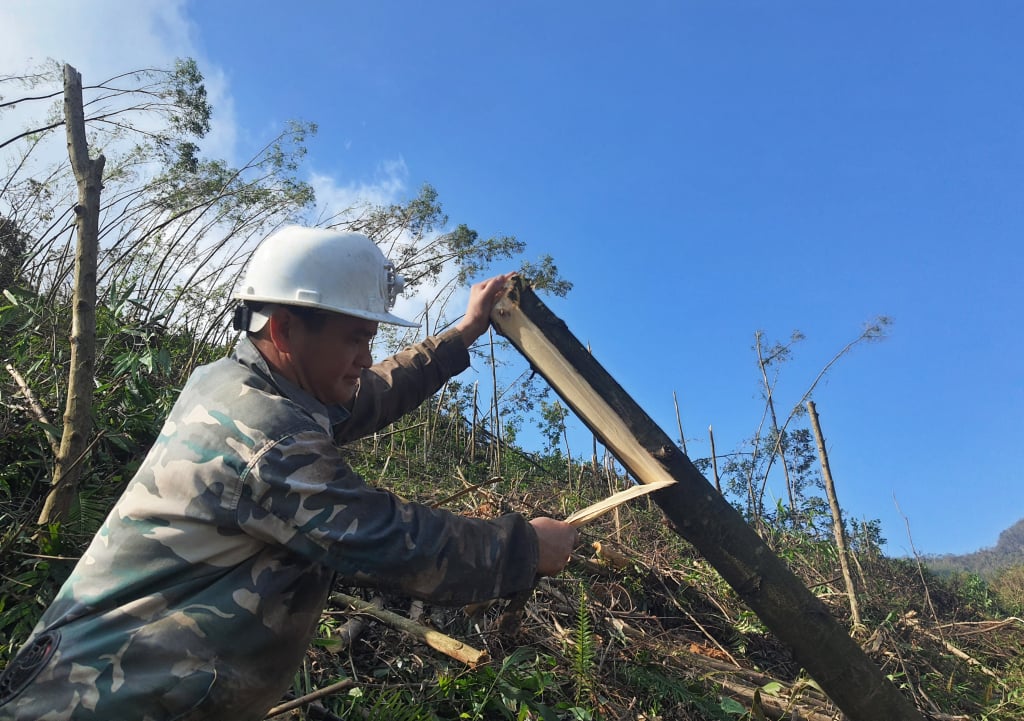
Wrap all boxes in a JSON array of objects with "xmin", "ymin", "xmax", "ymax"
[{"xmin": 233, "ymin": 226, "xmax": 419, "ymax": 329}]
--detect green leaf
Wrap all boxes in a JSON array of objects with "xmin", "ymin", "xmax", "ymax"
[{"xmin": 718, "ymin": 697, "xmax": 746, "ymax": 716}]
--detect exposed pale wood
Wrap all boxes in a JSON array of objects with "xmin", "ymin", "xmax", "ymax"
[
  {"xmin": 5, "ymin": 363, "xmax": 59, "ymax": 456},
  {"xmin": 333, "ymin": 595, "xmax": 383, "ymax": 651},
  {"xmin": 330, "ymin": 592, "xmax": 488, "ymax": 667},
  {"xmin": 490, "ymin": 277, "xmax": 925, "ymax": 721},
  {"xmin": 564, "ymin": 479, "xmax": 676, "ymax": 527}
]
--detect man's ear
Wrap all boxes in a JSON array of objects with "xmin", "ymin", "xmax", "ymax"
[{"xmin": 267, "ymin": 308, "xmax": 295, "ymax": 353}]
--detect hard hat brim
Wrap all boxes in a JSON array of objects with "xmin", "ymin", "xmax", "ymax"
[{"xmin": 236, "ymin": 297, "xmax": 420, "ymax": 330}]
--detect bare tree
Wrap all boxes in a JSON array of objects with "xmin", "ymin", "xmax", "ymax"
[
  {"xmin": 38, "ymin": 65, "xmax": 105, "ymax": 525},
  {"xmin": 807, "ymin": 399, "xmax": 862, "ymax": 628}
]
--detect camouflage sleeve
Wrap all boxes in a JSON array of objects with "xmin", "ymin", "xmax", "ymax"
[
  {"xmin": 237, "ymin": 427, "xmax": 539, "ymax": 604},
  {"xmin": 338, "ymin": 328, "xmax": 469, "ymax": 442}
]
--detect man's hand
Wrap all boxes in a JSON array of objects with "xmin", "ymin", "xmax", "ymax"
[
  {"xmin": 529, "ymin": 517, "xmax": 579, "ymax": 576},
  {"xmin": 456, "ymin": 272, "xmax": 516, "ymax": 348}
]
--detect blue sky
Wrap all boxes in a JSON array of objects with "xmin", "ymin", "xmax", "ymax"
[{"xmin": 2, "ymin": 1, "xmax": 1021, "ymax": 556}]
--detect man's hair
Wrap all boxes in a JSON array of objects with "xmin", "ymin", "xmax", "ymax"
[{"xmin": 283, "ymin": 305, "xmax": 329, "ymax": 333}]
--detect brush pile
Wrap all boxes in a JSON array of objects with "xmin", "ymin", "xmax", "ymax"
[{"xmin": 268, "ymin": 476, "xmax": 1023, "ymax": 721}]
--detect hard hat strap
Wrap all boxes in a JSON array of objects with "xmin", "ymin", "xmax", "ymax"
[{"xmin": 232, "ymin": 303, "xmax": 253, "ymax": 332}]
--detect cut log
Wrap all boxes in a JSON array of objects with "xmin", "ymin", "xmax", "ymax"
[{"xmin": 490, "ymin": 277, "xmax": 925, "ymax": 721}]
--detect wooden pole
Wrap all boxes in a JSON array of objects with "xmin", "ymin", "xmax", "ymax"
[
  {"xmin": 489, "ymin": 277, "xmax": 923, "ymax": 721},
  {"xmin": 806, "ymin": 400, "xmax": 863, "ymax": 628}
]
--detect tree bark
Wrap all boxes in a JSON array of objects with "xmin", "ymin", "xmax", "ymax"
[
  {"xmin": 490, "ymin": 277, "xmax": 924, "ymax": 721},
  {"xmin": 807, "ymin": 400, "xmax": 863, "ymax": 627},
  {"xmin": 38, "ymin": 65, "xmax": 105, "ymax": 526}
]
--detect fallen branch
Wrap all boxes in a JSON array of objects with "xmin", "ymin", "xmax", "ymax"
[
  {"xmin": 713, "ymin": 675, "xmax": 837, "ymax": 721},
  {"xmin": 332, "ymin": 595, "xmax": 382, "ymax": 651},
  {"xmin": 431, "ymin": 469, "xmax": 505, "ymax": 509},
  {"xmin": 5, "ymin": 362, "xmax": 59, "ymax": 456},
  {"xmin": 330, "ymin": 592, "xmax": 488, "ymax": 667},
  {"xmin": 915, "ymin": 627, "xmax": 1001, "ymax": 681},
  {"xmin": 936, "ymin": 617, "xmax": 1024, "ymax": 636},
  {"xmin": 264, "ymin": 677, "xmax": 355, "ymax": 718}
]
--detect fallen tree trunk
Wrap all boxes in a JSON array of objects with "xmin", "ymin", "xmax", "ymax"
[{"xmin": 490, "ymin": 277, "xmax": 925, "ymax": 721}]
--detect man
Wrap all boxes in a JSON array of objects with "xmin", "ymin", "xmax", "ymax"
[{"xmin": 0, "ymin": 226, "xmax": 578, "ymax": 720}]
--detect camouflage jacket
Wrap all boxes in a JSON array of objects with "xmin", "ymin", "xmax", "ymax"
[{"xmin": 0, "ymin": 330, "xmax": 539, "ymax": 721}]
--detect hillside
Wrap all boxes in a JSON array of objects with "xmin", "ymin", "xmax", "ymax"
[
  {"xmin": 258, "ymin": 426, "xmax": 1024, "ymax": 721},
  {"xmin": 926, "ymin": 518, "xmax": 1024, "ymax": 578}
]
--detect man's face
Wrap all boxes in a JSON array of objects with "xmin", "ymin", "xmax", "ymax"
[{"xmin": 285, "ymin": 311, "xmax": 379, "ymax": 406}]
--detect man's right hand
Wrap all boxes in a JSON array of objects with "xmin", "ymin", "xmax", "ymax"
[
  {"xmin": 456, "ymin": 272, "xmax": 516, "ymax": 348},
  {"xmin": 529, "ymin": 517, "xmax": 579, "ymax": 576}
]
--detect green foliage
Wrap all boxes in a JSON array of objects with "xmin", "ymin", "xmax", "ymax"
[
  {"xmin": 0, "ymin": 216, "xmax": 29, "ymax": 290},
  {"xmin": 570, "ymin": 585, "xmax": 596, "ymax": 705},
  {"xmin": 347, "ymin": 184, "xmax": 527, "ymax": 295},
  {"xmin": 538, "ymin": 399, "xmax": 569, "ymax": 457},
  {"xmin": 433, "ymin": 649, "xmax": 563, "ymax": 720},
  {"xmin": 991, "ymin": 564, "xmax": 1024, "ymax": 615},
  {"xmin": 979, "ymin": 654, "xmax": 1024, "ymax": 721},
  {"xmin": 519, "ymin": 254, "xmax": 573, "ymax": 298},
  {"xmin": 340, "ymin": 687, "xmax": 437, "ymax": 721},
  {"xmin": 0, "ymin": 522, "xmax": 72, "ymax": 661},
  {"xmin": 619, "ymin": 658, "xmax": 733, "ymax": 720}
]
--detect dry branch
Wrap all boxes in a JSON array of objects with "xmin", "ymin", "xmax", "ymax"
[
  {"xmin": 5, "ymin": 363, "xmax": 59, "ymax": 456},
  {"xmin": 330, "ymin": 592, "xmax": 488, "ymax": 667},
  {"xmin": 264, "ymin": 678, "xmax": 355, "ymax": 718},
  {"xmin": 332, "ymin": 595, "xmax": 382, "ymax": 651}
]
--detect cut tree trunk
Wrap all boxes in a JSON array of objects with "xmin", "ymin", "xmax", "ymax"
[
  {"xmin": 489, "ymin": 277, "xmax": 924, "ymax": 721},
  {"xmin": 39, "ymin": 64, "xmax": 105, "ymax": 526}
]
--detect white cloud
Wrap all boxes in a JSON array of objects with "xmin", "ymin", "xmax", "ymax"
[
  {"xmin": 1, "ymin": 1, "xmax": 193, "ymax": 84},
  {"xmin": 0, "ymin": 1, "xmax": 472, "ymax": 338},
  {"xmin": 308, "ymin": 157, "xmax": 409, "ymax": 215},
  {"xmin": 0, "ymin": 0, "xmax": 238, "ymax": 163}
]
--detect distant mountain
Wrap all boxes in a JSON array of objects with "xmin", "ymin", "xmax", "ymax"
[{"xmin": 924, "ymin": 518, "xmax": 1024, "ymax": 578}]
